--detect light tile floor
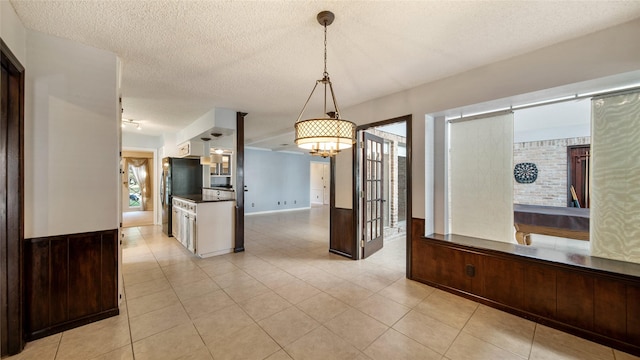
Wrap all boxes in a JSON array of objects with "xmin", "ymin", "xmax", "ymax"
[{"xmin": 8, "ymin": 205, "xmax": 640, "ymax": 360}]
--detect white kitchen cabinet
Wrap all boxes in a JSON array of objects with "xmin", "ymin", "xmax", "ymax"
[
  {"xmin": 172, "ymin": 196, "xmax": 235, "ymax": 258},
  {"xmin": 177, "ymin": 141, "xmax": 204, "ymax": 158},
  {"xmin": 193, "ymin": 200, "xmax": 234, "ymax": 257},
  {"xmin": 172, "ymin": 206, "xmax": 180, "ymax": 239},
  {"xmin": 210, "ymin": 154, "xmax": 231, "ymax": 176},
  {"xmin": 202, "ymin": 188, "xmax": 235, "ymax": 200}
]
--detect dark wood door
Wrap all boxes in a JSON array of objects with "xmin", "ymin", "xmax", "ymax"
[
  {"xmin": 568, "ymin": 145, "xmax": 590, "ymax": 208},
  {"xmin": 363, "ymin": 132, "xmax": 384, "ymax": 258},
  {"xmin": 1, "ymin": 39, "xmax": 25, "ymax": 356}
]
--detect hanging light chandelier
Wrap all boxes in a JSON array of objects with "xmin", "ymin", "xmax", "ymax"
[{"xmin": 294, "ymin": 11, "xmax": 356, "ymax": 158}]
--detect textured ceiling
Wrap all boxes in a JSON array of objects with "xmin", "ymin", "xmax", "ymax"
[{"xmin": 10, "ymin": 0, "xmax": 640, "ymax": 147}]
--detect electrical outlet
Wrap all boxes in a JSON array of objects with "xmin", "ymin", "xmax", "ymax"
[
  {"xmin": 284, "ymin": 201, "xmax": 287, "ymax": 205},
  {"xmin": 465, "ymin": 264, "xmax": 475, "ymax": 277},
  {"xmin": 252, "ymin": 203, "xmax": 255, "ymax": 207},
  {"xmin": 294, "ymin": 200, "xmax": 296, "ymax": 204},
  {"xmin": 278, "ymin": 201, "xmax": 280, "ymax": 205}
]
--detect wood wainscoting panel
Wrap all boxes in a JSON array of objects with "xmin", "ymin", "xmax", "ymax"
[
  {"xmin": 523, "ymin": 263, "xmax": 556, "ymax": 318},
  {"xmin": 101, "ymin": 231, "xmax": 118, "ymax": 310},
  {"xmin": 49, "ymin": 237, "xmax": 69, "ymax": 325},
  {"xmin": 481, "ymin": 256, "xmax": 525, "ymax": 308},
  {"xmin": 556, "ymin": 270, "xmax": 594, "ymax": 331},
  {"xmin": 626, "ymin": 284, "xmax": 640, "ymax": 343},
  {"xmin": 413, "ymin": 234, "xmax": 640, "ymax": 356},
  {"xmin": 24, "ymin": 239, "xmax": 51, "ymax": 332},
  {"xmin": 68, "ymin": 233, "xmax": 103, "ymax": 319},
  {"xmin": 330, "ymin": 208, "xmax": 355, "ymax": 258},
  {"xmin": 24, "ymin": 229, "xmax": 119, "ymax": 340},
  {"xmin": 594, "ymin": 278, "xmax": 627, "ymax": 340},
  {"xmin": 411, "ymin": 236, "xmax": 474, "ymax": 293}
]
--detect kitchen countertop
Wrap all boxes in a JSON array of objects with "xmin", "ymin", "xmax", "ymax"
[
  {"xmin": 173, "ymin": 194, "xmax": 235, "ymax": 203},
  {"xmin": 203, "ymin": 186, "xmax": 234, "ymax": 191}
]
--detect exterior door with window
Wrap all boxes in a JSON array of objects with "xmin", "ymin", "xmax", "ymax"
[
  {"xmin": 568, "ymin": 145, "xmax": 590, "ymax": 208},
  {"xmin": 363, "ymin": 132, "xmax": 384, "ymax": 258}
]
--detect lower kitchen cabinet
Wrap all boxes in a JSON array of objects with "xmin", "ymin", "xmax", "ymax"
[{"xmin": 172, "ymin": 197, "xmax": 235, "ymax": 257}]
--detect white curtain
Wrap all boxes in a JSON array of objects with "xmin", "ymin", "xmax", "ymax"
[
  {"xmin": 127, "ymin": 158, "xmax": 150, "ymax": 211},
  {"xmin": 591, "ymin": 90, "xmax": 640, "ymax": 263},
  {"xmin": 449, "ymin": 112, "xmax": 514, "ymax": 243}
]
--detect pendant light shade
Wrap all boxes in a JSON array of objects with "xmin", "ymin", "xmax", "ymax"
[
  {"xmin": 295, "ymin": 118, "xmax": 355, "ymax": 153},
  {"xmin": 294, "ymin": 11, "xmax": 356, "ymax": 158}
]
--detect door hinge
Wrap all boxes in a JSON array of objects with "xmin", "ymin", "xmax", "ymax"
[
  {"xmin": 360, "ymin": 240, "xmax": 365, "ymax": 248},
  {"xmin": 360, "ymin": 190, "xmax": 364, "ymax": 198},
  {"xmin": 360, "ymin": 142, "xmax": 364, "ymax": 149}
]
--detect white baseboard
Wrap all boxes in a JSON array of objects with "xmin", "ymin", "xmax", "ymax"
[{"xmin": 245, "ymin": 207, "xmax": 311, "ymax": 216}]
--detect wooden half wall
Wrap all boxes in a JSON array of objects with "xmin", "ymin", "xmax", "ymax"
[
  {"xmin": 24, "ymin": 229, "xmax": 119, "ymax": 340},
  {"xmin": 409, "ymin": 217, "xmax": 640, "ymax": 356}
]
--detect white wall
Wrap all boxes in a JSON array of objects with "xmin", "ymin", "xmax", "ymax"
[
  {"xmin": 24, "ymin": 30, "xmax": 119, "ymax": 238},
  {"xmin": 1, "ymin": 1, "xmax": 26, "ymax": 64},
  {"xmin": 514, "ymin": 99, "xmax": 591, "ymax": 142},
  {"xmin": 161, "ymin": 132, "xmax": 179, "ymax": 158},
  {"xmin": 338, "ymin": 18, "xmax": 640, "ymax": 238},
  {"xmin": 175, "ymin": 107, "xmax": 236, "ymax": 145},
  {"xmin": 245, "ymin": 148, "xmax": 326, "ymax": 213},
  {"xmin": 122, "ymin": 132, "xmax": 163, "ymax": 149}
]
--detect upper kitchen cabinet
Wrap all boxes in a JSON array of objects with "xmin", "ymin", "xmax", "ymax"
[
  {"xmin": 177, "ymin": 140, "xmax": 205, "ymax": 158},
  {"xmin": 211, "ymin": 153, "xmax": 231, "ymax": 176},
  {"xmin": 173, "ymin": 107, "xmax": 238, "ymax": 188}
]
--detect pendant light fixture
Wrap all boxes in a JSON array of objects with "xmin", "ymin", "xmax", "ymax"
[{"xmin": 294, "ymin": 11, "xmax": 356, "ymax": 158}]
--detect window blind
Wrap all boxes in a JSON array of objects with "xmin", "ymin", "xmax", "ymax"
[{"xmin": 449, "ymin": 112, "xmax": 514, "ymax": 242}]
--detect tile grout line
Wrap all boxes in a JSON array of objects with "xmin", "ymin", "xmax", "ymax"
[
  {"xmin": 126, "ymin": 229, "xmax": 209, "ymax": 358},
  {"xmin": 528, "ymin": 323, "xmax": 538, "ymax": 359},
  {"xmin": 121, "ymin": 271, "xmax": 136, "ymax": 360},
  {"xmin": 152, "ymin": 239, "xmax": 218, "ymax": 359},
  {"xmin": 52, "ymin": 328, "xmax": 63, "ymax": 360},
  {"xmin": 439, "ymin": 302, "xmax": 480, "ymax": 358}
]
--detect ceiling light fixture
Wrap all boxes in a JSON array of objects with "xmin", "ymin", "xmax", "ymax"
[
  {"xmin": 294, "ymin": 11, "xmax": 355, "ymax": 158},
  {"xmin": 122, "ymin": 118, "xmax": 141, "ymax": 130}
]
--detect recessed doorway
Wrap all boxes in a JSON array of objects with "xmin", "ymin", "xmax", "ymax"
[
  {"xmin": 121, "ymin": 149, "xmax": 156, "ymax": 227},
  {"xmin": 356, "ymin": 117, "xmax": 410, "ymax": 262},
  {"xmin": 310, "ymin": 162, "xmax": 330, "ymax": 205}
]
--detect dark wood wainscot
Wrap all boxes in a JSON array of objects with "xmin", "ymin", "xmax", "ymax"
[
  {"xmin": 24, "ymin": 229, "xmax": 119, "ymax": 340},
  {"xmin": 410, "ymin": 226, "xmax": 640, "ymax": 356},
  {"xmin": 330, "ymin": 208, "xmax": 355, "ymax": 258}
]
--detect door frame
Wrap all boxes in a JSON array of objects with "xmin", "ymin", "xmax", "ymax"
[
  {"xmin": 352, "ymin": 115, "xmax": 412, "ymax": 268},
  {"xmin": 567, "ymin": 144, "xmax": 590, "ymax": 208},
  {"xmin": 121, "ymin": 147, "xmax": 158, "ymax": 224},
  {"xmin": 1, "ymin": 38, "xmax": 25, "ymax": 356}
]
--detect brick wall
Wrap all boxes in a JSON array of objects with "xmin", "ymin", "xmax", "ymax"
[
  {"xmin": 513, "ymin": 137, "xmax": 590, "ymax": 206},
  {"xmin": 398, "ymin": 156, "xmax": 406, "ymax": 222}
]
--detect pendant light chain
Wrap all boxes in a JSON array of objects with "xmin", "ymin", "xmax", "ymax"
[
  {"xmin": 323, "ymin": 21, "xmax": 328, "ymax": 77},
  {"xmin": 323, "ymin": 21, "xmax": 328, "ymax": 116}
]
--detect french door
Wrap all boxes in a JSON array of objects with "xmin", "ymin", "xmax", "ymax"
[{"xmin": 362, "ymin": 132, "xmax": 384, "ymax": 258}]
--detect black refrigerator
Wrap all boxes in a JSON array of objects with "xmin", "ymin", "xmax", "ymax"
[{"xmin": 161, "ymin": 157, "xmax": 203, "ymax": 236}]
